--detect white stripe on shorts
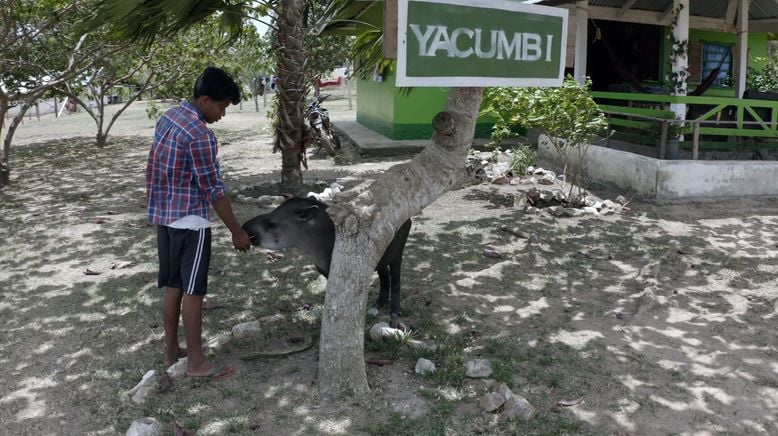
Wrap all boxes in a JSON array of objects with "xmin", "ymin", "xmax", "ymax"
[{"xmin": 187, "ymin": 228, "xmax": 206, "ymax": 295}]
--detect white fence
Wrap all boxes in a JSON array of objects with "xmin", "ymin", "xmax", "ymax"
[{"xmin": 5, "ymin": 96, "xmax": 119, "ymax": 119}]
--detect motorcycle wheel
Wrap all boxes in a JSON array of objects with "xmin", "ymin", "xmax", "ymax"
[
  {"xmin": 317, "ymin": 128, "xmax": 337, "ymax": 157},
  {"xmin": 331, "ymin": 132, "xmax": 341, "ymax": 149}
]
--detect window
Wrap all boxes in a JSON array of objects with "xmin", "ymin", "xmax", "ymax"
[{"xmin": 701, "ymin": 42, "xmax": 732, "ymax": 86}]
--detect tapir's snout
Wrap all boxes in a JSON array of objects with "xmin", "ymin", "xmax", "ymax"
[{"xmin": 241, "ymin": 220, "xmax": 262, "ymax": 246}]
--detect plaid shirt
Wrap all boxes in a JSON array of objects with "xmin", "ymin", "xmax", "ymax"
[{"xmin": 146, "ymin": 101, "xmax": 226, "ymax": 225}]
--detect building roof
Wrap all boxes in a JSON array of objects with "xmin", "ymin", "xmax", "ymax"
[{"xmin": 542, "ymin": 0, "xmax": 778, "ymax": 32}]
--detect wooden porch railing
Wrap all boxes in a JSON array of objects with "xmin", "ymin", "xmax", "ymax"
[{"xmin": 591, "ymin": 91, "xmax": 778, "ymax": 157}]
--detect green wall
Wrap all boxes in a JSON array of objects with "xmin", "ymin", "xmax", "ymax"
[{"xmin": 354, "ymin": 2, "xmax": 493, "ymax": 140}]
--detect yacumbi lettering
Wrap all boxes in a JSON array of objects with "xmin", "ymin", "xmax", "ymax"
[{"xmin": 409, "ymin": 24, "xmax": 554, "ymax": 62}]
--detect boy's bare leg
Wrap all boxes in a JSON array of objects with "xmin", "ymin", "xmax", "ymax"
[
  {"xmin": 182, "ymin": 293, "xmax": 228, "ymax": 377},
  {"xmin": 163, "ymin": 287, "xmax": 185, "ymax": 366}
]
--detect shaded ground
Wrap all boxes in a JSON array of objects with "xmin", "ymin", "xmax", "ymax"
[{"xmin": 1, "ymin": 91, "xmax": 778, "ymax": 435}]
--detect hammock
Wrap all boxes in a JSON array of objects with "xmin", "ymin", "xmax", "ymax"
[
  {"xmin": 591, "ymin": 21, "xmax": 730, "ymax": 96},
  {"xmin": 689, "ymin": 46, "xmax": 731, "ymax": 96},
  {"xmin": 593, "ymin": 25, "xmax": 651, "ymax": 93}
]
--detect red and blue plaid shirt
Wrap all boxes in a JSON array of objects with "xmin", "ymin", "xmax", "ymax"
[{"xmin": 146, "ymin": 101, "xmax": 226, "ymax": 225}]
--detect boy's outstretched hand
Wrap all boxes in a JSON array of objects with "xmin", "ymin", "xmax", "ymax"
[{"xmin": 232, "ymin": 229, "xmax": 252, "ymax": 251}]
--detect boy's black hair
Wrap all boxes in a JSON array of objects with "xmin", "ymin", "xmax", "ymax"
[{"xmin": 193, "ymin": 66, "xmax": 241, "ymax": 105}]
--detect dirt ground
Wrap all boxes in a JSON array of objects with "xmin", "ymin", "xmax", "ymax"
[{"xmin": 1, "ymin": 90, "xmax": 778, "ymax": 435}]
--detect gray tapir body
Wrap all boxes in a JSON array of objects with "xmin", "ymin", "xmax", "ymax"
[{"xmin": 242, "ymin": 197, "xmax": 412, "ymax": 320}]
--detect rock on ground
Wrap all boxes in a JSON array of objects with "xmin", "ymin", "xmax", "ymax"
[{"xmin": 126, "ymin": 417, "xmax": 163, "ymax": 436}]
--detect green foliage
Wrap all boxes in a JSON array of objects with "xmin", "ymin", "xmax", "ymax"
[
  {"xmin": 509, "ymin": 145, "xmax": 537, "ymax": 175},
  {"xmin": 304, "ymin": 0, "xmax": 354, "ymax": 79},
  {"xmin": 746, "ymin": 56, "xmax": 778, "ymax": 93},
  {"xmin": 481, "ymin": 76, "xmax": 607, "ymax": 204},
  {"xmin": 351, "ymin": 26, "xmax": 394, "ymax": 80},
  {"xmin": 481, "ymin": 76, "xmax": 607, "ymax": 149},
  {"xmin": 145, "ymin": 100, "xmax": 163, "ymax": 120}
]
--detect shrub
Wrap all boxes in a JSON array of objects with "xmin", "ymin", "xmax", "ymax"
[{"xmin": 481, "ymin": 76, "xmax": 609, "ymax": 204}]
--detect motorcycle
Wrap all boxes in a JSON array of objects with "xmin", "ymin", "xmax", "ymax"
[{"xmin": 304, "ymin": 93, "xmax": 340, "ymax": 156}]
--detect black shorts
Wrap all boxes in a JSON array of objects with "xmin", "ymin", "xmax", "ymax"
[{"xmin": 156, "ymin": 226, "xmax": 212, "ymax": 295}]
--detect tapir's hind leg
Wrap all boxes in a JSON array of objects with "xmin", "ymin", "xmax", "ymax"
[{"xmin": 375, "ymin": 266, "xmax": 391, "ymax": 309}]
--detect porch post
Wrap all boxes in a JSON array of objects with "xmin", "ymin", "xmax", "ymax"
[
  {"xmin": 735, "ymin": 0, "xmax": 750, "ymax": 98},
  {"xmin": 574, "ymin": 0, "xmax": 588, "ymax": 85},
  {"xmin": 668, "ymin": 0, "xmax": 689, "ymax": 159}
]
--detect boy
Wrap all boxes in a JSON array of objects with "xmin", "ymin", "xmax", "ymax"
[{"xmin": 147, "ymin": 66, "xmax": 251, "ymax": 379}]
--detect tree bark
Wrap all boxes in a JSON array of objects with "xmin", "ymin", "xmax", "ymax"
[
  {"xmin": 0, "ymin": 101, "xmax": 8, "ymax": 188},
  {"xmin": 317, "ymin": 87, "xmax": 484, "ymax": 401},
  {"xmin": 275, "ymin": 0, "xmax": 308, "ymax": 191},
  {"xmin": 1, "ymin": 98, "xmax": 37, "ymax": 187}
]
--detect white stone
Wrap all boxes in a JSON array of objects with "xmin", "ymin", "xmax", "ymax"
[
  {"xmin": 479, "ymin": 392, "xmax": 506, "ymax": 412},
  {"xmin": 496, "ymin": 383, "xmax": 514, "ymax": 401},
  {"xmin": 166, "ymin": 357, "xmax": 187, "ymax": 380},
  {"xmin": 366, "ymin": 307, "xmax": 379, "ymax": 317},
  {"xmin": 126, "ymin": 417, "xmax": 163, "ymax": 436},
  {"xmin": 407, "ymin": 339, "xmax": 438, "ymax": 352},
  {"xmin": 415, "ymin": 358, "xmax": 436, "ymax": 375},
  {"xmin": 538, "ymin": 174, "xmax": 556, "ymax": 185},
  {"xmin": 466, "ymin": 358, "xmax": 493, "ymax": 378},
  {"xmin": 126, "ymin": 370, "xmax": 158, "ymax": 405},
  {"xmin": 502, "ymin": 395, "xmax": 536, "ymax": 420},
  {"xmin": 206, "ymin": 334, "xmax": 232, "ymax": 353},
  {"xmin": 232, "ymin": 320, "xmax": 262, "ymax": 340},
  {"xmin": 369, "ymin": 322, "xmax": 404, "ymax": 341}
]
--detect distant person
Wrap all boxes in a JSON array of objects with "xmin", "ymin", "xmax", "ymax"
[{"xmin": 146, "ymin": 66, "xmax": 251, "ymax": 380}]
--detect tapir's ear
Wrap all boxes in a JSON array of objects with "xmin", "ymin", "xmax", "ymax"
[{"xmin": 298, "ymin": 205, "xmax": 319, "ymax": 222}]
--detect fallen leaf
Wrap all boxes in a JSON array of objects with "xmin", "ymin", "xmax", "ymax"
[
  {"xmin": 93, "ymin": 219, "xmax": 106, "ymax": 224},
  {"xmin": 105, "ymin": 210, "xmax": 117, "ymax": 215},
  {"xmin": 83, "ymin": 268, "xmax": 101, "ymax": 275},
  {"xmin": 172, "ymin": 420, "xmax": 194, "ymax": 436},
  {"xmin": 265, "ymin": 252, "xmax": 282, "ymax": 261},
  {"xmin": 557, "ymin": 397, "xmax": 584, "ymax": 407},
  {"xmin": 110, "ymin": 261, "xmax": 132, "ymax": 270},
  {"xmin": 483, "ymin": 247, "xmax": 502, "ymax": 258}
]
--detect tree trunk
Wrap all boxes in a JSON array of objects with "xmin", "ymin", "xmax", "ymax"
[
  {"xmin": 317, "ymin": 87, "xmax": 484, "ymax": 401},
  {"xmin": 0, "ymin": 102, "xmax": 8, "ymax": 188},
  {"xmin": 1, "ymin": 99, "xmax": 36, "ymax": 188},
  {"xmin": 275, "ymin": 0, "xmax": 308, "ymax": 191}
]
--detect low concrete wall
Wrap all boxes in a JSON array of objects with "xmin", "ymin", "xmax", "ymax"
[{"xmin": 538, "ymin": 135, "xmax": 778, "ymax": 200}]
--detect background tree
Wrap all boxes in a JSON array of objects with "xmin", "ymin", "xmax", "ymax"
[
  {"xmin": 304, "ymin": 0, "xmax": 354, "ymax": 95},
  {"xmin": 0, "ymin": 0, "xmax": 107, "ymax": 187},
  {"xmin": 54, "ymin": 46, "xmax": 162, "ymax": 148}
]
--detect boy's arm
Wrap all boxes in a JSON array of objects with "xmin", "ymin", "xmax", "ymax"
[
  {"xmin": 189, "ymin": 133, "xmax": 251, "ymax": 251},
  {"xmin": 212, "ymin": 196, "xmax": 251, "ymax": 251}
]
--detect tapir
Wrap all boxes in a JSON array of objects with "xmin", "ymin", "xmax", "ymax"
[{"xmin": 242, "ymin": 197, "xmax": 412, "ymax": 323}]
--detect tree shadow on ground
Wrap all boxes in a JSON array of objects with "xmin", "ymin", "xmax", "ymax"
[{"xmin": 1, "ymin": 135, "xmax": 777, "ymax": 435}]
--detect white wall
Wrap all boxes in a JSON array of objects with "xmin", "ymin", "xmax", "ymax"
[{"xmin": 538, "ymin": 135, "xmax": 778, "ymax": 200}]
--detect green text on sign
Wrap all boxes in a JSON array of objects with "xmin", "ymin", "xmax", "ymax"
[{"xmin": 397, "ymin": 0, "xmax": 568, "ymax": 87}]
